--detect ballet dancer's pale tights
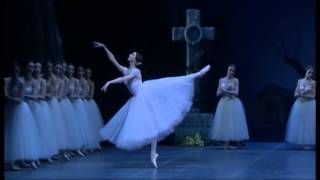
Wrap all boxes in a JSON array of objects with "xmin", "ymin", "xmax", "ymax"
[{"xmin": 151, "ymin": 140, "xmax": 157, "ymax": 156}]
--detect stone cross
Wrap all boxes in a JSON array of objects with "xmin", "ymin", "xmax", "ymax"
[
  {"xmin": 172, "ymin": 9, "xmax": 215, "ymax": 74},
  {"xmin": 172, "ymin": 9, "xmax": 215, "ymax": 110}
]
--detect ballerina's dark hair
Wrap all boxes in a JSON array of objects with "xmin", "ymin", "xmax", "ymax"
[
  {"xmin": 228, "ymin": 64, "xmax": 236, "ymax": 70},
  {"xmin": 135, "ymin": 52, "xmax": 143, "ymax": 65},
  {"xmin": 305, "ymin": 65, "xmax": 313, "ymax": 72}
]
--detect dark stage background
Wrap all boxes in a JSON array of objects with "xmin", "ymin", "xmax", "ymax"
[{"xmin": 5, "ymin": 0, "xmax": 316, "ymax": 142}]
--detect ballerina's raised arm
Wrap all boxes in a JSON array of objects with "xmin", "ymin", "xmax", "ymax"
[
  {"xmin": 93, "ymin": 41, "xmax": 127, "ymax": 74},
  {"xmin": 101, "ymin": 73, "xmax": 137, "ymax": 93}
]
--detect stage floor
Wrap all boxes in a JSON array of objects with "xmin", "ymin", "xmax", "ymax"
[{"xmin": 5, "ymin": 143, "xmax": 315, "ymax": 180}]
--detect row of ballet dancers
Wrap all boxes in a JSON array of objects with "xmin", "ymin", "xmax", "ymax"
[{"xmin": 4, "ymin": 61, "xmax": 104, "ymax": 171}]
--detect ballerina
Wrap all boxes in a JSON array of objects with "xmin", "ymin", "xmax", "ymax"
[
  {"xmin": 285, "ymin": 65, "xmax": 316, "ymax": 149},
  {"xmin": 4, "ymin": 62, "xmax": 40, "ymax": 170},
  {"xmin": 93, "ymin": 41, "xmax": 211, "ymax": 168},
  {"xmin": 53, "ymin": 63, "xmax": 73, "ymax": 160},
  {"xmin": 45, "ymin": 61, "xmax": 70, "ymax": 159},
  {"xmin": 209, "ymin": 64, "xmax": 249, "ymax": 149},
  {"xmin": 84, "ymin": 68, "xmax": 104, "ymax": 151}
]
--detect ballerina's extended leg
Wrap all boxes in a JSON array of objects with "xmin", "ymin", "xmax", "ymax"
[
  {"xmin": 150, "ymin": 140, "xmax": 159, "ymax": 168},
  {"xmin": 188, "ymin": 65, "xmax": 211, "ymax": 79}
]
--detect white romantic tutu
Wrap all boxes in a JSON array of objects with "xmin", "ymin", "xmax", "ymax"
[
  {"xmin": 39, "ymin": 100, "xmax": 60, "ymax": 154},
  {"xmin": 60, "ymin": 98, "xmax": 84, "ymax": 150},
  {"xmin": 48, "ymin": 97, "xmax": 69, "ymax": 150},
  {"xmin": 85, "ymin": 99, "xmax": 104, "ymax": 143},
  {"xmin": 28, "ymin": 100, "xmax": 59, "ymax": 158},
  {"xmin": 285, "ymin": 97, "xmax": 315, "ymax": 145},
  {"xmin": 210, "ymin": 96, "xmax": 249, "ymax": 141},
  {"xmin": 71, "ymin": 99, "xmax": 100, "ymax": 150},
  {"xmin": 100, "ymin": 75, "xmax": 195, "ymax": 150},
  {"xmin": 5, "ymin": 100, "xmax": 41, "ymax": 162}
]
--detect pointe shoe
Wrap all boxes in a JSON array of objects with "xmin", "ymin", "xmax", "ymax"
[
  {"xmin": 31, "ymin": 161, "xmax": 38, "ymax": 169},
  {"xmin": 52, "ymin": 155, "xmax": 61, "ymax": 160},
  {"xmin": 77, "ymin": 150, "xmax": 85, "ymax": 157},
  {"xmin": 47, "ymin": 158, "xmax": 54, "ymax": 164},
  {"xmin": 63, "ymin": 153, "xmax": 70, "ymax": 161},
  {"xmin": 151, "ymin": 153, "xmax": 159, "ymax": 168},
  {"xmin": 36, "ymin": 160, "xmax": 41, "ymax": 166},
  {"xmin": 197, "ymin": 65, "xmax": 211, "ymax": 78},
  {"xmin": 20, "ymin": 161, "xmax": 31, "ymax": 167},
  {"xmin": 11, "ymin": 165, "xmax": 21, "ymax": 171}
]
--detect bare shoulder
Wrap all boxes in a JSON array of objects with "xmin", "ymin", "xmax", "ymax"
[
  {"xmin": 135, "ymin": 68, "xmax": 142, "ymax": 73},
  {"xmin": 296, "ymin": 79, "xmax": 303, "ymax": 84},
  {"xmin": 122, "ymin": 66, "xmax": 129, "ymax": 74}
]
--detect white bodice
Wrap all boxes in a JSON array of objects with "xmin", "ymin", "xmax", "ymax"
[
  {"xmin": 5, "ymin": 77, "xmax": 23, "ymax": 98},
  {"xmin": 220, "ymin": 77, "xmax": 236, "ymax": 91},
  {"xmin": 124, "ymin": 68, "xmax": 143, "ymax": 96},
  {"xmin": 24, "ymin": 79, "xmax": 34, "ymax": 95},
  {"xmin": 299, "ymin": 79, "xmax": 313, "ymax": 91}
]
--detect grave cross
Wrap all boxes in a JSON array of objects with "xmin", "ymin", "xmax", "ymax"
[
  {"xmin": 172, "ymin": 9, "xmax": 215, "ymax": 74},
  {"xmin": 172, "ymin": 9, "xmax": 215, "ymax": 110}
]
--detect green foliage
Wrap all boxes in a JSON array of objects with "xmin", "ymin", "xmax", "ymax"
[{"xmin": 181, "ymin": 132, "xmax": 205, "ymax": 146}]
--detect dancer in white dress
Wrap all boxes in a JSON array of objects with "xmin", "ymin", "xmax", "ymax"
[
  {"xmin": 33, "ymin": 62, "xmax": 59, "ymax": 162},
  {"xmin": 285, "ymin": 65, "xmax": 316, "ymax": 149},
  {"xmin": 93, "ymin": 41, "xmax": 211, "ymax": 168},
  {"xmin": 84, "ymin": 68, "xmax": 104, "ymax": 150},
  {"xmin": 53, "ymin": 63, "xmax": 72, "ymax": 160},
  {"xmin": 75, "ymin": 66, "xmax": 101, "ymax": 151},
  {"xmin": 60, "ymin": 62, "xmax": 85, "ymax": 158},
  {"xmin": 22, "ymin": 62, "xmax": 44, "ymax": 168},
  {"xmin": 209, "ymin": 64, "xmax": 249, "ymax": 149},
  {"xmin": 65, "ymin": 64, "xmax": 87, "ymax": 156},
  {"xmin": 67, "ymin": 64, "xmax": 94, "ymax": 154},
  {"xmin": 45, "ymin": 61, "xmax": 67, "ymax": 160},
  {"xmin": 4, "ymin": 62, "xmax": 40, "ymax": 170}
]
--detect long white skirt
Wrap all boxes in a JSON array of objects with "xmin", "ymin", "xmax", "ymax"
[
  {"xmin": 60, "ymin": 98, "xmax": 84, "ymax": 150},
  {"xmin": 100, "ymin": 75, "xmax": 195, "ymax": 150},
  {"xmin": 28, "ymin": 100, "xmax": 59, "ymax": 158},
  {"xmin": 5, "ymin": 100, "xmax": 41, "ymax": 162},
  {"xmin": 285, "ymin": 97, "xmax": 315, "ymax": 145},
  {"xmin": 72, "ymin": 99, "xmax": 100, "ymax": 150},
  {"xmin": 210, "ymin": 96, "xmax": 249, "ymax": 141},
  {"xmin": 48, "ymin": 97, "xmax": 69, "ymax": 150},
  {"xmin": 85, "ymin": 99, "xmax": 104, "ymax": 143}
]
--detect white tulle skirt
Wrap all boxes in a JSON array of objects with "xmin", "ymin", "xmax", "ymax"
[
  {"xmin": 5, "ymin": 100, "xmax": 41, "ymax": 162},
  {"xmin": 85, "ymin": 99, "xmax": 104, "ymax": 143},
  {"xmin": 285, "ymin": 97, "xmax": 315, "ymax": 145},
  {"xmin": 71, "ymin": 99, "xmax": 100, "ymax": 150},
  {"xmin": 48, "ymin": 97, "xmax": 69, "ymax": 150},
  {"xmin": 100, "ymin": 75, "xmax": 195, "ymax": 150},
  {"xmin": 210, "ymin": 96, "xmax": 249, "ymax": 141},
  {"xmin": 28, "ymin": 100, "xmax": 59, "ymax": 158},
  {"xmin": 60, "ymin": 98, "xmax": 84, "ymax": 150}
]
